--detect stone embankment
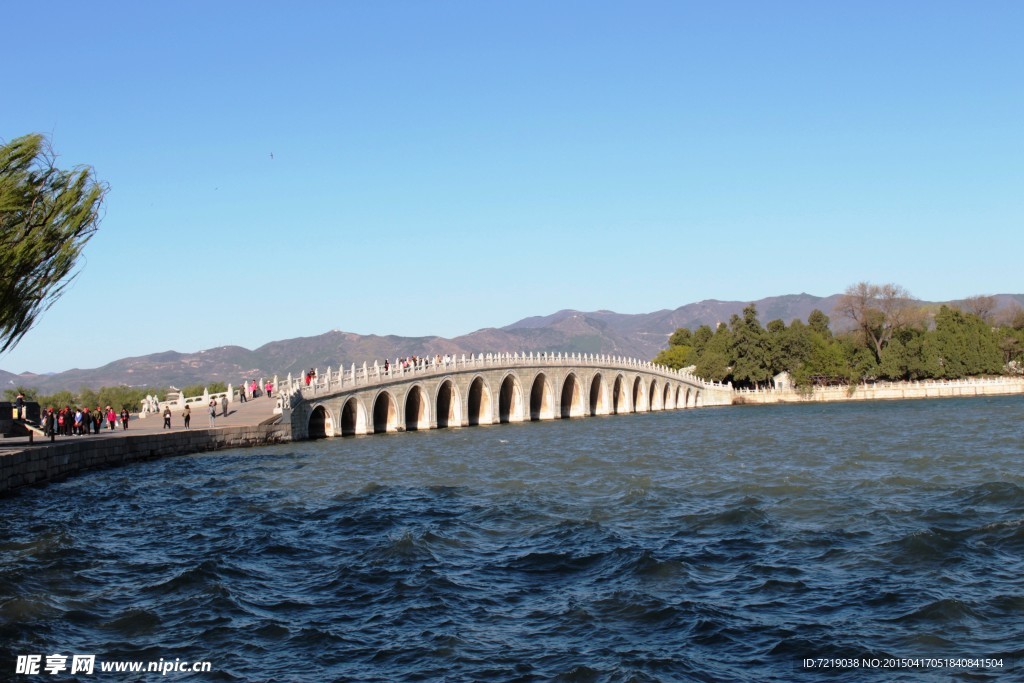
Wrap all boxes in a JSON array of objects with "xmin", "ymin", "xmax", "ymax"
[
  {"xmin": 2, "ymin": 423, "xmax": 290, "ymax": 493},
  {"xmin": 733, "ymin": 376, "xmax": 1024, "ymax": 404},
  {"xmin": 1, "ymin": 394, "xmax": 288, "ymax": 495},
  {"xmin": 0, "ymin": 424, "xmax": 291, "ymax": 494}
]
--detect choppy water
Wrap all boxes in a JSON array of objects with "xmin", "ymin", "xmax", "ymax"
[{"xmin": 2, "ymin": 397, "xmax": 1023, "ymax": 681}]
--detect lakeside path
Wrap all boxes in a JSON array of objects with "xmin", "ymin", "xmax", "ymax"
[{"xmin": 0, "ymin": 395, "xmax": 281, "ymax": 458}]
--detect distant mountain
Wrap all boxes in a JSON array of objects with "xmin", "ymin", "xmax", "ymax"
[{"xmin": 4, "ymin": 293, "xmax": 1022, "ymax": 394}]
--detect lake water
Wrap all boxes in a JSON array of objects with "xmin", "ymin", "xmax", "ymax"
[{"xmin": 1, "ymin": 397, "xmax": 1022, "ymax": 681}]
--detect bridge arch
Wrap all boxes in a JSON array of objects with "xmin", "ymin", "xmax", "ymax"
[
  {"xmin": 404, "ymin": 384, "xmax": 430, "ymax": 431},
  {"xmin": 286, "ymin": 353, "xmax": 732, "ymax": 439},
  {"xmin": 589, "ymin": 373, "xmax": 609, "ymax": 416},
  {"xmin": 308, "ymin": 404, "xmax": 334, "ymax": 439},
  {"xmin": 530, "ymin": 372, "xmax": 555, "ymax": 420},
  {"xmin": 612, "ymin": 374, "xmax": 629, "ymax": 414},
  {"xmin": 467, "ymin": 376, "xmax": 493, "ymax": 426},
  {"xmin": 632, "ymin": 376, "xmax": 648, "ymax": 412},
  {"xmin": 649, "ymin": 379, "xmax": 663, "ymax": 411},
  {"xmin": 340, "ymin": 396, "xmax": 367, "ymax": 435},
  {"xmin": 372, "ymin": 391, "xmax": 399, "ymax": 433},
  {"xmin": 436, "ymin": 379, "xmax": 462, "ymax": 428},
  {"xmin": 499, "ymin": 373, "xmax": 525, "ymax": 423},
  {"xmin": 560, "ymin": 373, "xmax": 585, "ymax": 418}
]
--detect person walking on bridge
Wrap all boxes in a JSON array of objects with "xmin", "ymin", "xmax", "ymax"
[{"xmin": 183, "ymin": 404, "xmax": 191, "ymax": 430}]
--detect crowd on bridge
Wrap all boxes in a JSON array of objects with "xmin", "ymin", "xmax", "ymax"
[
  {"xmin": 381, "ymin": 355, "xmax": 455, "ymax": 374},
  {"xmin": 41, "ymin": 405, "xmax": 131, "ymax": 436},
  {"xmin": 238, "ymin": 379, "xmax": 274, "ymax": 401}
]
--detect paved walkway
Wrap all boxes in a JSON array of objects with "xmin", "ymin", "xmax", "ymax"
[{"xmin": 0, "ymin": 395, "xmax": 281, "ymax": 454}]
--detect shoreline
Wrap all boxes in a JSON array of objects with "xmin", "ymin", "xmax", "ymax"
[
  {"xmin": 733, "ymin": 376, "xmax": 1024, "ymax": 405},
  {"xmin": 0, "ymin": 424, "xmax": 291, "ymax": 495},
  {"xmin": 3, "ymin": 376, "xmax": 1022, "ymax": 494}
]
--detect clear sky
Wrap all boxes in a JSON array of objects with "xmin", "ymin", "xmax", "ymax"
[{"xmin": 3, "ymin": 1, "xmax": 1022, "ymax": 374}]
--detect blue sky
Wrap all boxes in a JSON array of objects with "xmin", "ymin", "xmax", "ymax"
[{"xmin": 3, "ymin": 1, "xmax": 1022, "ymax": 374}]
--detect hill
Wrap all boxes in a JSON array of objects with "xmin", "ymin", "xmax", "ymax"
[{"xmin": 3, "ymin": 293, "xmax": 1022, "ymax": 393}]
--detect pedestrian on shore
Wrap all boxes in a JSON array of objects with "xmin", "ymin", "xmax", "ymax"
[
  {"xmin": 221, "ymin": 395, "xmax": 229, "ymax": 418},
  {"xmin": 183, "ymin": 404, "xmax": 191, "ymax": 429},
  {"xmin": 163, "ymin": 406, "xmax": 172, "ymax": 429},
  {"xmin": 106, "ymin": 406, "xmax": 117, "ymax": 431},
  {"xmin": 15, "ymin": 392, "xmax": 24, "ymax": 420},
  {"xmin": 209, "ymin": 399, "xmax": 217, "ymax": 428},
  {"xmin": 93, "ymin": 407, "xmax": 102, "ymax": 433},
  {"xmin": 120, "ymin": 408, "xmax": 129, "ymax": 430},
  {"xmin": 265, "ymin": 381, "xmax": 273, "ymax": 398},
  {"xmin": 239, "ymin": 383, "xmax": 247, "ymax": 403}
]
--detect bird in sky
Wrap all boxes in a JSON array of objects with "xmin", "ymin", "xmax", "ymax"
[{"xmin": 269, "ymin": 152, "xmax": 274, "ymax": 160}]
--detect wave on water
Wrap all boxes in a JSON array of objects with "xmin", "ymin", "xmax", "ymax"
[{"xmin": 2, "ymin": 397, "xmax": 1023, "ymax": 680}]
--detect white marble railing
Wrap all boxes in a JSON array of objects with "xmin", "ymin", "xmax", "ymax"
[
  {"xmin": 734, "ymin": 376, "xmax": 1024, "ymax": 394},
  {"xmin": 282, "ymin": 352, "xmax": 728, "ymax": 400},
  {"xmin": 142, "ymin": 387, "xmax": 237, "ymax": 418}
]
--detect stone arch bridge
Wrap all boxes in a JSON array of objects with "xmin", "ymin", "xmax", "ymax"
[{"xmin": 282, "ymin": 353, "xmax": 733, "ymax": 440}]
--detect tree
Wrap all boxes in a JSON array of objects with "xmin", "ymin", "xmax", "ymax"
[
  {"xmin": 695, "ymin": 324, "xmax": 733, "ymax": 382},
  {"xmin": 653, "ymin": 327, "xmax": 694, "ymax": 369},
  {"xmin": 0, "ymin": 134, "xmax": 108, "ymax": 354},
  {"xmin": 933, "ymin": 306, "xmax": 1002, "ymax": 377},
  {"xmin": 652, "ymin": 344, "xmax": 692, "ymax": 370},
  {"xmin": 2, "ymin": 385, "xmax": 37, "ymax": 402},
  {"xmin": 960, "ymin": 295, "xmax": 998, "ymax": 324},
  {"xmin": 807, "ymin": 309, "xmax": 832, "ymax": 338},
  {"xmin": 691, "ymin": 325, "xmax": 714, "ymax": 356},
  {"xmin": 730, "ymin": 305, "xmax": 772, "ymax": 388},
  {"xmin": 834, "ymin": 282, "xmax": 920, "ymax": 364},
  {"xmin": 667, "ymin": 328, "xmax": 693, "ymax": 347}
]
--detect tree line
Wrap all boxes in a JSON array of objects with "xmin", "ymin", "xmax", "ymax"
[
  {"xmin": 653, "ymin": 283, "xmax": 1024, "ymax": 389},
  {"xmin": 3, "ymin": 385, "xmax": 163, "ymax": 412},
  {"xmin": 3, "ymin": 382, "xmax": 228, "ymax": 412}
]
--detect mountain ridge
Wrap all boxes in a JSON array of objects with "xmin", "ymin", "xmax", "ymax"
[{"xmin": 4, "ymin": 293, "xmax": 1022, "ymax": 393}]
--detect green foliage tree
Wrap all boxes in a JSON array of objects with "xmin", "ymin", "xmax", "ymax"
[
  {"xmin": 653, "ymin": 327, "xmax": 694, "ymax": 369},
  {"xmin": 667, "ymin": 328, "xmax": 693, "ymax": 347},
  {"xmin": 653, "ymin": 290, "xmax": 1016, "ymax": 388},
  {"xmin": 691, "ymin": 325, "xmax": 714, "ymax": 356},
  {"xmin": 776, "ymin": 319, "xmax": 813, "ymax": 380},
  {"xmin": 0, "ymin": 134, "xmax": 108, "ymax": 354},
  {"xmin": 181, "ymin": 382, "xmax": 227, "ymax": 397},
  {"xmin": 877, "ymin": 328, "xmax": 940, "ymax": 380},
  {"xmin": 933, "ymin": 306, "xmax": 1002, "ymax": 377},
  {"xmin": 23, "ymin": 385, "xmax": 160, "ymax": 412},
  {"xmin": 653, "ymin": 344, "xmax": 692, "ymax": 369},
  {"xmin": 807, "ymin": 309, "xmax": 832, "ymax": 338},
  {"xmin": 2, "ymin": 385, "xmax": 38, "ymax": 402},
  {"xmin": 730, "ymin": 305, "xmax": 772, "ymax": 388},
  {"xmin": 764, "ymin": 319, "xmax": 788, "ymax": 377},
  {"xmin": 695, "ymin": 324, "xmax": 733, "ymax": 382},
  {"xmin": 41, "ymin": 390, "xmax": 75, "ymax": 408}
]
